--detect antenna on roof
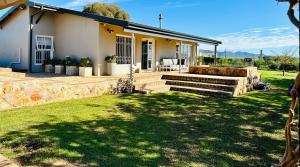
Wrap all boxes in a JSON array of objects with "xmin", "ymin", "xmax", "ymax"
[{"xmin": 159, "ymin": 14, "xmax": 164, "ymax": 29}]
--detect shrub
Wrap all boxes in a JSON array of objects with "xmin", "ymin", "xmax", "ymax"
[
  {"xmin": 269, "ymin": 63, "xmax": 280, "ymax": 70},
  {"xmin": 53, "ymin": 58, "xmax": 64, "ymax": 66},
  {"xmin": 203, "ymin": 57, "xmax": 215, "ymax": 65},
  {"xmin": 80, "ymin": 57, "xmax": 93, "ymax": 67},
  {"xmin": 105, "ymin": 55, "xmax": 117, "ymax": 63},
  {"xmin": 65, "ymin": 57, "xmax": 78, "ymax": 66},
  {"xmin": 43, "ymin": 58, "xmax": 54, "ymax": 66},
  {"xmin": 231, "ymin": 58, "xmax": 244, "ymax": 67},
  {"xmin": 280, "ymin": 64, "xmax": 297, "ymax": 71}
]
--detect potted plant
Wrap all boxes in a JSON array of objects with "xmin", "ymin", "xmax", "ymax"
[
  {"xmin": 44, "ymin": 58, "xmax": 54, "ymax": 73},
  {"xmin": 105, "ymin": 55, "xmax": 117, "ymax": 76},
  {"xmin": 54, "ymin": 59, "xmax": 65, "ymax": 75},
  {"xmin": 79, "ymin": 57, "xmax": 93, "ymax": 77},
  {"xmin": 65, "ymin": 57, "xmax": 79, "ymax": 76}
]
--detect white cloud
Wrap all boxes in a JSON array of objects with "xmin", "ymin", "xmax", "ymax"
[{"xmin": 212, "ymin": 25, "xmax": 299, "ymax": 52}]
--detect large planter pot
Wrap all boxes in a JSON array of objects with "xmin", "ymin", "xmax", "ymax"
[
  {"xmin": 55, "ymin": 65, "xmax": 65, "ymax": 75},
  {"xmin": 79, "ymin": 67, "xmax": 93, "ymax": 77},
  {"xmin": 107, "ymin": 63, "xmax": 116, "ymax": 76},
  {"xmin": 45, "ymin": 64, "xmax": 54, "ymax": 73},
  {"xmin": 66, "ymin": 66, "xmax": 79, "ymax": 76},
  {"xmin": 107, "ymin": 63, "xmax": 131, "ymax": 76}
]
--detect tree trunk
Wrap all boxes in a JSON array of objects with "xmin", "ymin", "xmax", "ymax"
[
  {"xmin": 277, "ymin": 0, "xmax": 300, "ymax": 29},
  {"xmin": 272, "ymin": 110, "xmax": 300, "ymax": 167}
]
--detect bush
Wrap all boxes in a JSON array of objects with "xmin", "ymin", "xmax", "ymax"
[
  {"xmin": 53, "ymin": 58, "xmax": 64, "ymax": 66},
  {"xmin": 105, "ymin": 55, "xmax": 117, "ymax": 63},
  {"xmin": 280, "ymin": 64, "xmax": 297, "ymax": 71},
  {"xmin": 43, "ymin": 58, "xmax": 54, "ymax": 66},
  {"xmin": 231, "ymin": 58, "xmax": 244, "ymax": 67},
  {"xmin": 268, "ymin": 63, "xmax": 279, "ymax": 70},
  {"xmin": 65, "ymin": 57, "xmax": 78, "ymax": 66},
  {"xmin": 80, "ymin": 57, "xmax": 93, "ymax": 67},
  {"xmin": 203, "ymin": 57, "xmax": 215, "ymax": 65}
]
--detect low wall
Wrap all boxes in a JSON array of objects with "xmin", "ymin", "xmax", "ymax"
[
  {"xmin": 0, "ymin": 77, "xmax": 119, "ymax": 110},
  {"xmin": 189, "ymin": 66, "xmax": 249, "ymax": 77},
  {"xmin": 189, "ymin": 66, "xmax": 261, "ymax": 85}
]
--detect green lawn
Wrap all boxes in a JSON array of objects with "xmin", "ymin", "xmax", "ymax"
[{"xmin": 0, "ymin": 70, "xmax": 297, "ymax": 166}]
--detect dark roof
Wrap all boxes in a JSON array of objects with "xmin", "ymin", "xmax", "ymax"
[{"xmin": 0, "ymin": 1, "xmax": 221, "ymax": 45}]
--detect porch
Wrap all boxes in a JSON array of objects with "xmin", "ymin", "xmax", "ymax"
[{"xmin": 0, "ymin": 66, "xmax": 254, "ymax": 110}]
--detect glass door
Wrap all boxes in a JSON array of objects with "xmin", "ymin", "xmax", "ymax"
[{"xmin": 141, "ymin": 40, "xmax": 154, "ymax": 71}]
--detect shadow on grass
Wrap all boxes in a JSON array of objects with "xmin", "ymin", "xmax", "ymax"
[{"xmin": 0, "ymin": 87, "xmax": 291, "ymax": 166}]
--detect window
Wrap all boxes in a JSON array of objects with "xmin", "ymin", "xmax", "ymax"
[
  {"xmin": 176, "ymin": 44, "xmax": 192, "ymax": 66},
  {"xmin": 176, "ymin": 45, "xmax": 180, "ymax": 59},
  {"xmin": 181, "ymin": 44, "xmax": 192, "ymax": 60},
  {"xmin": 35, "ymin": 35, "xmax": 54, "ymax": 65},
  {"xmin": 116, "ymin": 35, "xmax": 132, "ymax": 64}
]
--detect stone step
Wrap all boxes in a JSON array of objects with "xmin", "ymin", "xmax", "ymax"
[
  {"xmin": 166, "ymin": 80, "xmax": 235, "ymax": 92},
  {"xmin": 170, "ymin": 86, "xmax": 233, "ymax": 97},
  {"xmin": 0, "ymin": 72, "xmax": 26, "ymax": 78},
  {"xmin": 162, "ymin": 75, "xmax": 239, "ymax": 85},
  {"xmin": 134, "ymin": 80, "xmax": 166, "ymax": 90},
  {"xmin": 134, "ymin": 76, "xmax": 163, "ymax": 84},
  {"xmin": 134, "ymin": 86, "xmax": 171, "ymax": 94},
  {"xmin": 0, "ymin": 68, "xmax": 12, "ymax": 73}
]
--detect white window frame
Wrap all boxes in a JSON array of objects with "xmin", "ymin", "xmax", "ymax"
[
  {"xmin": 177, "ymin": 43, "xmax": 192, "ymax": 66},
  {"xmin": 35, "ymin": 35, "xmax": 54, "ymax": 65},
  {"xmin": 116, "ymin": 35, "xmax": 132, "ymax": 64}
]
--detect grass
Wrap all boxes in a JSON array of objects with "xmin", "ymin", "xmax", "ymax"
[{"xmin": 0, "ymin": 70, "xmax": 297, "ymax": 166}]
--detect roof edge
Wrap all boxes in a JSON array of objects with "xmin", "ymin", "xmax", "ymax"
[{"xmin": 0, "ymin": 1, "xmax": 221, "ymax": 45}]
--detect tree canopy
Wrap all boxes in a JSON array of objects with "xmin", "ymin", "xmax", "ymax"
[{"xmin": 83, "ymin": 3, "xmax": 130, "ymax": 21}]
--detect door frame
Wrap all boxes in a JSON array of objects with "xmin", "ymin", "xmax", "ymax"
[{"xmin": 141, "ymin": 38, "xmax": 155, "ymax": 72}]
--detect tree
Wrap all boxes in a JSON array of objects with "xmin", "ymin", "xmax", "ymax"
[
  {"xmin": 273, "ymin": 1, "xmax": 300, "ymax": 166},
  {"xmin": 83, "ymin": 3, "xmax": 130, "ymax": 21},
  {"xmin": 276, "ymin": 49, "xmax": 297, "ymax": 76},
  {"xmin": 277, "ymin": 0, "xmax": 300, "ymax": 28}
]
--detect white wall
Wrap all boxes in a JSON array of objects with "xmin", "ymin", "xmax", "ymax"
[
  {"xmin": 54, "ymin": 13, "xmax": 100, "ymax": 75},
  {"xmin": 31, "ymin": 9, "xmax": 55, "ymax": 72},
  {"xmin": 0, "ymin": 7, "xmax": 30, "ymax": 70}
]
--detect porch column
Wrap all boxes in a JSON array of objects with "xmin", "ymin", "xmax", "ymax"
[
  {"xmin": 130, "ymin": 33, "xmax": 135, "ymax": 81},
  {"xmin": 214, "ymin": 44, "xmax": 218, "ymax": 66},
  {"xmin": 179, "ymin": 41, "xmax": 183, "ymax": 73},
  {"xmin": 194, "ymin": 43, "xmax": 197, "ymax": 66}
]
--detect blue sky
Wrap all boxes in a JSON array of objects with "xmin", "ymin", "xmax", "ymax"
[{"xmin": 0, "ymin": 0, "xmax": 298, "ymax": 55}]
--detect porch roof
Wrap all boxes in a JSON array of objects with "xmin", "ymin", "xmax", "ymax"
[{"xmin": 0, "ymin": 1, "xmax": 222, "ymax": 45}]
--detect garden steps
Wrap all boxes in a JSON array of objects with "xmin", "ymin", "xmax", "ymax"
[
  {"xmin": 170, "ymin": 86, "xmax": 233, "ymax": 97},
  {"xmin": 162, "ymin": 74, "xmax": 240, "ymax": 85},
  {"xmin": 133, "ymin": 74, "xmax": 170, "ymax": 94},
  {"xmin": 165, "ymin": 80, "xmax": 235, "ymax": 92},
  {"xmin": 162, "ymin": 74, "xmax": 248, "ymax": 97},
  {"xmin": 0, "ymin": 68, "xmax": 12, "ymax": 73},
  {"xmin": 0, "ymin": 71, "xmax": 26, "ymax": 78}
]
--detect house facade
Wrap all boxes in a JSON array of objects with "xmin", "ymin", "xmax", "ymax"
[{"xmin": 0, "ymin": 1, "xmax": 221, "ymax": 76}]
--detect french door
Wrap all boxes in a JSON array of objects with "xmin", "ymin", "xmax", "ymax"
[{"xmin": 141, "ymin": 39, "xmax": 155, "ymax": 71}]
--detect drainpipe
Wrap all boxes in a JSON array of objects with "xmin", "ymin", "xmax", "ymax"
[
  {"xmin": 130, "ymin": 33, "xmax": 135, "ymax": 90},
  {"xmin": 179, "ymin": 41, "xmax": 182, "ymax": 73},
  {"xmin": 214, "ymin": 44, "xmax": 218, "ymax": 66},
  {"xmin": 29, "ymin": 6, "xmax": 44, "ymax": 73}
]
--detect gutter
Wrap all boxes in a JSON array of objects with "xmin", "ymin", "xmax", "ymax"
[{"xmin": 28, "ymin": 3, "xmax": 58, "ymax": 72}]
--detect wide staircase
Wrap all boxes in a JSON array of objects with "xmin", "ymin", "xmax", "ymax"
[
  {"xmin": 134, "ymin": 73, "xmax": 248, "ymax": 97},
  {"xmin": 0, "ymin": 67, "xmax": 26, "ymax": 78},
  {"xmin": 133, "ymin": 73, "xmax": 170, "ymax": 94}
]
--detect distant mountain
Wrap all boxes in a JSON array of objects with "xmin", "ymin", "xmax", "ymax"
[{"xmin": 200, "ymin": 50, "xmax": 269, "ymax": 59}]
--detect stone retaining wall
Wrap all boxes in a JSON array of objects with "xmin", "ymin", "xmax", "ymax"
[
  {"xmin": 0, "ymin": 78, "xmax": 118, "ymax": 110},
  {"xmin": 189, "ymin": 66, "xmax": 261, "ymax": 83}
]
